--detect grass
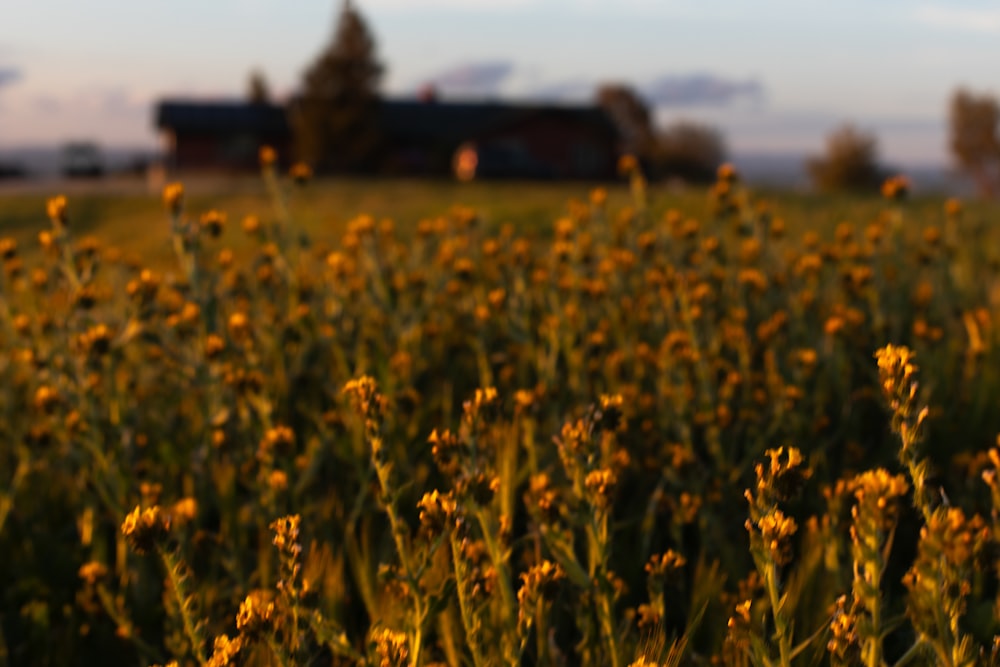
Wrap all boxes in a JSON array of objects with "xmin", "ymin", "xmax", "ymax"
[
  {"xmin": 4, "ymin": 175, "xmax": 996, "ymax": 266},
  {"xmin": 5, "ymin": 165, "xmax": 1000, "ymax": 666}
]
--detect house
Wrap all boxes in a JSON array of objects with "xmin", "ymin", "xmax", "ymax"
[
  {"xmin": 154, "ymin": 97, "xmax": 620, "ymax": 180},
  {"xmin": 378, "ymin": 99, "xmax": 619, "ymax": 180},
  {"xmin": 155, "ymin": 101, "xmax": 293, "ymax": 172}
]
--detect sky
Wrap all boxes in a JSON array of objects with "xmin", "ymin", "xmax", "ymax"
[{"xmin": 2, "ymin": 0, "xmax": 999, "ymax": 166}]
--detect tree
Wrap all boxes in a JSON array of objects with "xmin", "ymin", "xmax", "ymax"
[
  {"xmin": 655, "ymin": 121, "xmax": 726, "ymax": 183},
  {"xmin": 807, "ymin": 124, "xmax": 882, "ymax": 193},
  {"xmin": 949, "ymin": 88, "xmax": 1000, "ymax": 198},
  {"xmin": 247, "ymin": 69, "xmax": 272, "ymax": 104},
  {"xmin": 290, "ymin": 0, "xmax": 384, "ymax": 173},
  {"xmin": 596, "ymin": 84, "xmax": 657, "ymax": 167}
]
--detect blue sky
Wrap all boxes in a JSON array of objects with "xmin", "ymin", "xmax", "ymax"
[{"xmin": 1, "ymin": 0, "xmax": 999, "ymax": 165}]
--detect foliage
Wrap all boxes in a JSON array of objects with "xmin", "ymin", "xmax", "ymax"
[
  {"xmin": 289, "ymin": 0, "xmax": 384, "ymax": 173},
  {"xmin": 597, "ymin": 83, "xmax": 659, "ymax": 169},
  {"xmin": 4, "ymin": 158, "xmax": 1000, "ymax": 666},
  {"xmin": 597, "ymin": 86, "xmax": 726, "ymax": 183},
  {"xmin": 949, "ymin": 88, "xmax": 1000, "ymax": 199},
  {"xmin": 655, "ymin": 121, "xmax": 727, "ymax": 184},
  {"xmin": 807, "ymin": 124, "xmax": 883, "ymax": 193}
]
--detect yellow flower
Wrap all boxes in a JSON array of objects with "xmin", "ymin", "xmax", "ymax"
[
  {"xmin": 717, "ymin": 162, "xmax": 739, "ymax": 183},
  {"xmin": 120, "ymin": 505, "xmax": 171, "ymax": 554},
  {"xmin": 47, "ymin": 195, "xmax": 68, "ymax": 225},
  {"xmin": 207, "ymin": 634, "xmax": 244, "ymax": 667},
  {"xmin": 268, "ymin": 469, "xmax": 288, "ymax": 492},
  {"xmin": 417, "ymin": 490, "xmax": 457, "ymax": 534},
  {"xmin": 162, "ymin": 182, "xmax": 184, "ymax": 214},
  {"xmin": 235, "ymin": 592, "xmax": 275, "ymax": 636},
  {"xmin": 171, "ymin": 497, "xmax": 198, "ymax": 523},
  {"xmin": 289, "ymin": 162, "xmax": 312, "ymax": 184},
  {"xmin": 78, "ymin": 561, "xmax": 108, "ymax": 585},
  {"xmin": 258, "ymin": 145, "xmax": 277, "ymax": 167},
  {"xmin": 199, "ymin": 209, "xmax": 227, "ymax": 238}
]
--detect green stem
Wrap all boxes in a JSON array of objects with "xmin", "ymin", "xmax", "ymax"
[
  {"xmin": 449, "ymin": 533, "xmax": 484, "ymax": 667},
  {"xmin": 892, "ymin": 637, "xmax": 927, "ymax": 667},
  {"xmin": 764, "ymin": 561, "xmax": 792, "ymax": 667},
  {"xmin": 157, "ymin": 547, "xmax": 206, "ymax": 666}
]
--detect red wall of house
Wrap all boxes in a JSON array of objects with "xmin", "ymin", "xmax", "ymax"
[
  {"xmin": 481, "ymin": 114, "xmax": 617, "ymax": 179},
  {"xmin": 172, "ymin": 133, "xmax": 293, "ymax": 172}
]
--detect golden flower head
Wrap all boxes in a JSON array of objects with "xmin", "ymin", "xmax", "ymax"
[
  {"xmin": 417, "ymin": 490, "xmax": 457, "ymax": 535},
  {"xmin": 78, "ymin": 561, "xmax": 108, "ymax": 586},
  {"xmin": 236, "ymin": 592, "xmax": 275, "ymax": 637},
  {"xmin": 881, "ymin": 174, "xmax": 909, "ymax": 201},
  {"xmin": 121, "ymin": 505, "xmax": 171, "ymax": 554},
  {"xmin": 162, "ymin": 182, "xmax": 184, "ymax": 214},
  {"xmin": 242, "ymin": 214, "xmax": 262, "ymax": 235},
  {"xmin": 227, "ymin": 311, "xmax": 251, "ymax": 339},
  {"xmin": 34, "ymin": 385, "xmax": 61, "ymax": 413},
  {"xmin": 268, "ymin": 469, "xmax": 288, "ymax": 492},
  {"xmin": 517, "ymin": 560, "xmax": 565, "ymax": 630},
  {"xmin": 584, "ymin": 468, "xmax": 618, "ymax": 509},
  {"xmin": 597, "ymin": 393, "xmax": 625, "ymax": 431},
  {"xmin": 170, "ymin": 497, "xmax": 198, "ymax": 524},
  {"xmin": 944, "ymin": 197, "xmax": 963, "ymax": 217},
  {"xmin": 259, "ymin": 145, "xmax": 277, "ymax": 168},
  {"xmin": 0, "ymin": 237, "xmax": 17, "ymax": 260},
  {"xmin": 753, "ymin": 509, "xmax": 798, "ymax": 566},
  {"xmin": 343, "ymin": 375, "xmax": 384, "ymax": 423},
  {"xmin": 289, "ymin": 162, "xmax": 312, "ymax": 184},
  {"xmin": 47, "ymin": 195, "xmax": 68, "ymax": 226},
  {"xmin": 617, "ymin": 154, "xmax": 639, "ymax": 176},
  {"xmin": 826, "ymin": 595, "xmax": 860, "ymax": 660},
  {"xmin": 370, "ymin": 626, "xmax": 409, "ymax": 666},
  {"xmin": 199, "ymin": 209, "xmax": 227, "ymax": 238},
  {"xmin": 270, "ymin": 514, "xmax": 301, "ymax": 555},
  {"xmin": 207, "ymin": 634, "xmax": 244, "ymax": 667},
  {"xmin": 754, "ymin": 446, "xmax": 812, "ymax": 503},
  {"xmin": 717, "ymin": 162, "xmax": 739, "ymax": 183}
]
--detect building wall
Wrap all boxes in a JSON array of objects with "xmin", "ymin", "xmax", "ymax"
[
  {"xmin": 479, "ymin": 114, "xmax": 617, "ymax": 180},
  {"xmin": 170, "ymin": 132, "xmax": 292, "ymax": 172}
]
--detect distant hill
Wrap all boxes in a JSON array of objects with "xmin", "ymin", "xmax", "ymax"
[
  {"xmin": 730, "ymin": 151, "xmax": 974, "ymax": 196},
  {"xmin": 0, "ymin": 145, "xmax": 156, "ymax": 180},
  {"xmin": 0, "ymin": 144, "xmax": 974, "ymax": 196}
]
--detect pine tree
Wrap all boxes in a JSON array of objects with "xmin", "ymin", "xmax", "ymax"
[
  {"xmin": 290, "ymin": 0, "xmax": 384, "ymax": 173},
  {"xmin": 247, "ymin": 69, "xmax": 272, "ymax": 105}
]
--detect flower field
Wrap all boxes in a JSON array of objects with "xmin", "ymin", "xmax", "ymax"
[{"xmin": 3, "ymin": 159, "xmax": 1000, "ymax": 666}]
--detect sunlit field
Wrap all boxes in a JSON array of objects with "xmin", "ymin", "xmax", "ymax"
[{"xmin": 4, "ymin": 161, "xmax": 1000, "ymax": 666}]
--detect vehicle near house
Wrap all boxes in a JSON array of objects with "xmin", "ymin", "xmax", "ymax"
[{"xmin": 61, "ymin": 142, "xmax": 105, "ymax": 178}]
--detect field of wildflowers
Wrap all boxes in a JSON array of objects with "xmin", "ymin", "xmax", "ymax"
[{"xmin": 3, "ymin": 155, "xmax": 1000, "ymax": 666}]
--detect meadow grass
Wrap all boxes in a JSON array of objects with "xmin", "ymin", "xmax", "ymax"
[{"xmin": 3, "ymin": 163, "xmax": 1000, "ymax": 666}]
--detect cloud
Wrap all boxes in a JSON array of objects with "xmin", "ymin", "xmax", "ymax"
[
  {"xmin": 0, "ymin": 66, "xmax": 22, "ymax": 89},
  {"xmin": 641, "ymin": 74, "xmax": 765, "ymax": 108},
  {"xmin": 419, "ymin": 61, "xmax": 515, "ymax": 96},
  {"xmin": 528, "ymin": 73, "xmax": 765, "ymax": 108},
  {"xmin": 528, "ymin": 79, "xmax": 594, "ymax": 102},
  {"xmin": 913, "ymin": 5, "xmax": 1000, "ymax": 33}
]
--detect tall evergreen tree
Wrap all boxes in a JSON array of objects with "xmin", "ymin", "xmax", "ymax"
[
  {"xmin": 247, "ymin": 69, "xmax": 272, "ymax": 105},
  {"xmin": 290, "ymin": 0, "xmax": 384, "ymax": 173}
]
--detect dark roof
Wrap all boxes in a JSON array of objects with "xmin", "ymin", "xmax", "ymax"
[
  {"xmin": 378, "ymin": 100, "xmax": 617, "ymax": 144},
  {"xmin": 156, "ymin": 100, "xmax": 289, "ymax": 134},
  {"xmin": 156, "ymin": 98, "xmax": 617, "ymax": 143}
]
